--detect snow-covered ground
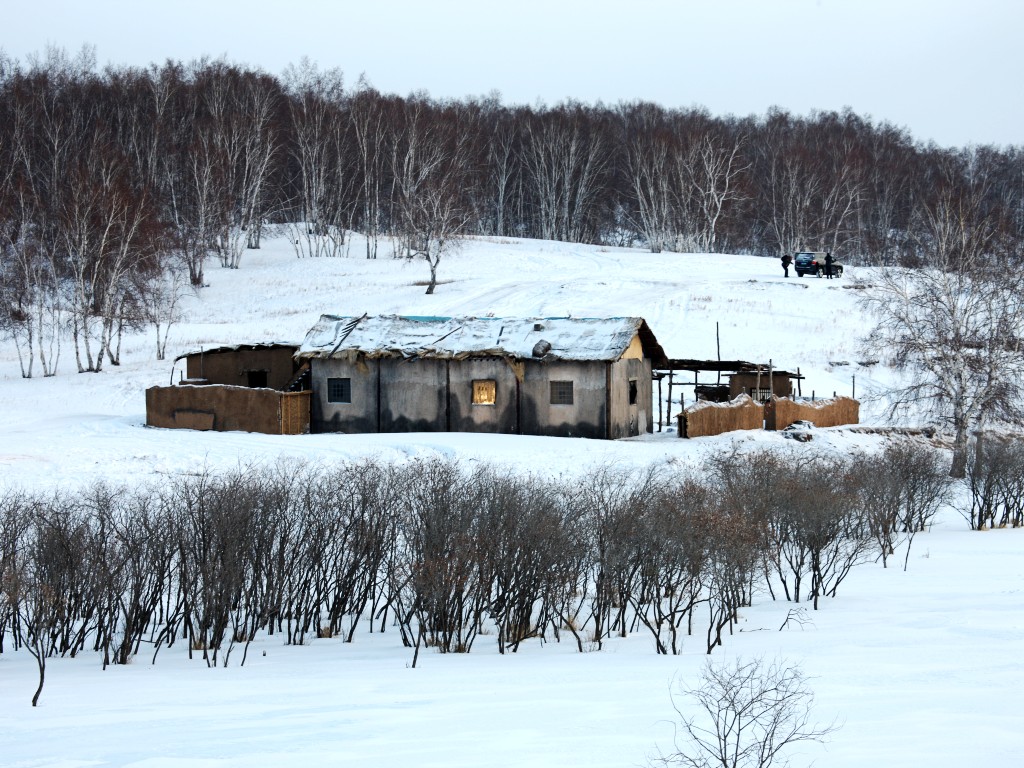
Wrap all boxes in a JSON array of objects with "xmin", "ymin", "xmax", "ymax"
[{"xmin": 1, "ymin": 235, "xmax": 1021, "ymax": 767}]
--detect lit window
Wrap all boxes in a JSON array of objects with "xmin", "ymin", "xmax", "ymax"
[
  {"xmin": 327, "ymin": 377, "xmax": 351, "ymax": 403},
  {"xmin": 472, "ymin": 379, "xmax": 496, "ymax": 405},
  {"xmin": 550, "ymin": 380, "xmax": 574, "ymax": 405}
]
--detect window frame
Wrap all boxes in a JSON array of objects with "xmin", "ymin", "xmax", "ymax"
[
  {"xmin": 327, "ymin": 377, "xmax": 352, "ymax": 404},
  {"xmin": 550, "ymin": 380, "xmax": 574, "ymax": 405},
  {"xmin": 472, "ymin": 379, "xmax": 497, "ymax": 406}
]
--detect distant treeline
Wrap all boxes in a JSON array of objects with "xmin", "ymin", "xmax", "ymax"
[
  {"xmin": 2, "ymin": 50, "xmax": 1023, "ymax": 373},
  {"xmin": 2, "ymin": 440, "xmax": 971, "ymax": 691}
]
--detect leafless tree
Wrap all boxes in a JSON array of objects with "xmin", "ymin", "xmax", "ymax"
[
  {"xmin": 282, "ymin": 59, "xmax": 355, "ymax": 258},
  {"xmin": 854, "ymin": 440, "xmax": 951, "ymax": 568},
  {"xmin": 628, "ymin": 476, "xmax": 705, "ymax": 654},
  {"xmin": 620, "ymin": 102, "xmax": 676, "ymax": 253},
  {"xmin": 349, "ymin": 78, "xmax": 392, "ymax": 259},
  {"xmin": 961, "ymin": 434, "xmax": 1024, "ymax": 530},
  {"xmin": 137, "ymin": 250, "xmax": 192, "ymax": 360},
  {"xmin": 861, "ymin": 150, "xmax": 1024, "ymax": 476},
  {"xmin": 390, "ymin": 96, "xmax": 475, "ymax": 293},
  {"xmin": 522, "ymin": 102, "xmax": 613, "ymax": 243},
  {"xmin": 397, "ymin": 458, "xmax": 485, "ymax": 662},
  {"xmin": 673, "ymin": 121, "xmax": 749, "ymax": 253},
  {"xmin": 654, "ymin": 656, "xmax": 839, "ymax": 768}
]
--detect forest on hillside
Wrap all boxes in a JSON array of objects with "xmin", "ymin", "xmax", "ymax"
[{"xmin": 2, "ymin": 49, "xmax": 1024, "ymax": 374}]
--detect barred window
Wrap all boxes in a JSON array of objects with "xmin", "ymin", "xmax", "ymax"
[
  {"xmin": 327, "ymin": 377, "xmax": 352, "ymax": 404},
  {"xmin": 472, "ymin": 379, "xmax": 496, "ymax": 405},
  {"xmin": 550, "ymin": 380, "xmax": 574, "ymax": 405}
]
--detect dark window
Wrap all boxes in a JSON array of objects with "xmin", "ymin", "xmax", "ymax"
[
  {"xmin": 628, "ymin": 379, "xmax": 638, "ymax": 405},
  {"xmin": 247, "ymin": 370, "xmax": 268, "ymax": 388},
  {"xmin": 550, "ymin": 380, "xmax": 574, "ymax": 405},
  {"xmin": 327, "ymin": 377, "xmax": 352, "ymax": 403},
  {"xmin": 472, "ymin": 379, "xmax": 496, "ymax": 405}
]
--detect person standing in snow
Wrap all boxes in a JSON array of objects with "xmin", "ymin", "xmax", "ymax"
[
  {"xmin": 781, "ymin": 253, "xmax": 792, "ymax": 277},
  {"xmin": 825, "ymin": 252, "xmax": 834, "ymax": 279}
]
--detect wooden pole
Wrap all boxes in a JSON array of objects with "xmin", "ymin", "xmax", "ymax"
[
  {"xmin": 657, "ymin": 374, "xmax": 663, "ymax": 432},
  {"xmin": 667, "ymin": 371, "xmax": 674, "ymax": 431},
  {"xmin": 716, "ymin": 322, "xmax": 721, "ymax": 384}
]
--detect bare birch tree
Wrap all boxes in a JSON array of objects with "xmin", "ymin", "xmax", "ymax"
[{"xmin": 862, "ymin": 150, "xmax": 1024, "ymax": 476}]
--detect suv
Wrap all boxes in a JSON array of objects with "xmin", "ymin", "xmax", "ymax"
[{"xmin": 793, "ymin": 252, "xmax": 843, "ymax": 278}]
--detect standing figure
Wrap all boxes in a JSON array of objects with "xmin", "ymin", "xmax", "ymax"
[
  {"xmin": 825, "ymin": 252, "xmax": 834, "ymax": 279},
  {"xmin": 781, "ymin": 253, "xmax": 792, "ymax": 277}
]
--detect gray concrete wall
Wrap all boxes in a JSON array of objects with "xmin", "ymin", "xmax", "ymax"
[
  {"xmin": 379, "ymin": 358, "xmax": 447, "ymax": 432},
  {"xmin": 448, "ymin": 357, "xmax": 520, "ymax": 434},
  {"xmin": 310, "ymin": 357, "xmax": 379, "ymax": 433},
  {"xmin": 309, "ymin": 354, "xmax": 653, "ymax": 439},
  {"xmin": 519, "ymin": 360, "xmax": 608, "ymax": 439}
]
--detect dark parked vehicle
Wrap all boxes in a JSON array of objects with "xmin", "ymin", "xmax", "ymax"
[{"xmin": 793, "ymin": 252, "xmax": 843, "ymax": 278}]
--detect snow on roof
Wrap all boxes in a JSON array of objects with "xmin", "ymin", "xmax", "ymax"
[
  {"xmin": 174, "ymin": 342, "xmax": 299, "ymax": 362},
  {"xmin": 297, "ymin": 314, "xmax": 665, "ymax": 363}
]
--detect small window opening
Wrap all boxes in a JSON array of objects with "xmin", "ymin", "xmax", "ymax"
[
  {"xmin": 628, "ymin": 379, "xmax": 638, "ymax": 405},
  {"xmin": 247, "ymin": 370, "xmax": 268, "ymax": 388},
  {"xmin": 327, "ymin": 377, "xmax": 352, "ymax": 403},
  {"xmin": 472, "ymin": 379, "xmax": 497, "ymax": 405},
  {"xmin": 550, "ymin": 380, "xmax": 574, "ymax": 405}
]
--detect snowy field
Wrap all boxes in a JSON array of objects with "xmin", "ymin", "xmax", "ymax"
[{"xmin": 1, "ymin": 235, "xmax": 1021, "ymax": 767}]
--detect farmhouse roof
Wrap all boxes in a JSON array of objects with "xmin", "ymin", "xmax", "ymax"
[
  {"xmin": 297, "ymin": 314, "xmax": 667, "ymax": 364},
  {"xmin": 173, "ymin": 342, "xmax": 299, "ymax": 362}
]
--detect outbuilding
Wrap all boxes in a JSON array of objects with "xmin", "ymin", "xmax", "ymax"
[{"xmin": 297, "ymin": 314, "xmax": 667, "ymax": 439}]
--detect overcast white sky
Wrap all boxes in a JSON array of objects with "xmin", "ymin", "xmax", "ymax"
[{"xmin": 4, "ymin": 0, "xmax": 1021, "ymax": 148}]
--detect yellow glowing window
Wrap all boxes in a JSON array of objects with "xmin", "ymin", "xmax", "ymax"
[{"xmin": 472, "ymin": 379, "xmax": 496, "ymax": 405}]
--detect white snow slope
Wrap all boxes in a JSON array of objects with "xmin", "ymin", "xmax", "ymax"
[{"xmin": 1, "ymin": 235, "xmax": 1021, "ymax": 768}]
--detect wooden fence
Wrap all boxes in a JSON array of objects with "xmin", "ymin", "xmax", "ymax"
[
  {"xmin": 764, "ymin": 396, "xmax": 859, "ymax": 431},
  {"xmin": 679, "ymin": 394, "xmax": 860, "ymax": 438},
  {"xmin": 679, "ymin": 394, "xmax": 764, "ymax": 437}
]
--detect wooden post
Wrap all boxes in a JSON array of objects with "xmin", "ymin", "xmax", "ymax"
[
  {"xmin": 797, "ymin": 366, "xmax": 802, "ymax": 397},
  {"xmin": 657, "ymin": 373, "xmax": 663, "ymax": 432},
  {"xmin": 716, "ymin": 323, "xmax": 722, "ymax": 384},
  {"xmin": 667, "ymin": 371, "xmax": 674, "ymax": 430}
]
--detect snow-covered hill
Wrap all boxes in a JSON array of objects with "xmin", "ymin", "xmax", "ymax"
[
  {"xmin": 1, "ymin": 236, "xmax": 1019, "ymax": 768},
  {"xmin": 0, "ymin": 235, "xmax": 882, "ymax": 487}
]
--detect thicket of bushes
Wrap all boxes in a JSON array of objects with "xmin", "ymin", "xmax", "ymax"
[{"xmin": 3, "ymin": 439, "xmax": 983, "ymax": 680}]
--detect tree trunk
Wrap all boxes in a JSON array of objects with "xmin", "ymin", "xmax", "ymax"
[{"xmin": 950, "ymin": 425, "xmax": 969, "ymax": 478}]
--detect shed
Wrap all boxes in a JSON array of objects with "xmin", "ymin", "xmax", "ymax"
[
  {"xmin": 296, "ymin": 314, "xmax": 667, "ymax": 439},
  {"xmin": 175, "ymin": 343, "xmax": 304, "ymax": 390},
  {"xmin": 145, "ymin": 343, "xmax": 310, "ymax": 434}
]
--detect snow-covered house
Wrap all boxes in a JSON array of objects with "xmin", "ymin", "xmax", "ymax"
[{"xmin": 296, "ymin": 314, "xmax": 667, "ymax": 439}]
